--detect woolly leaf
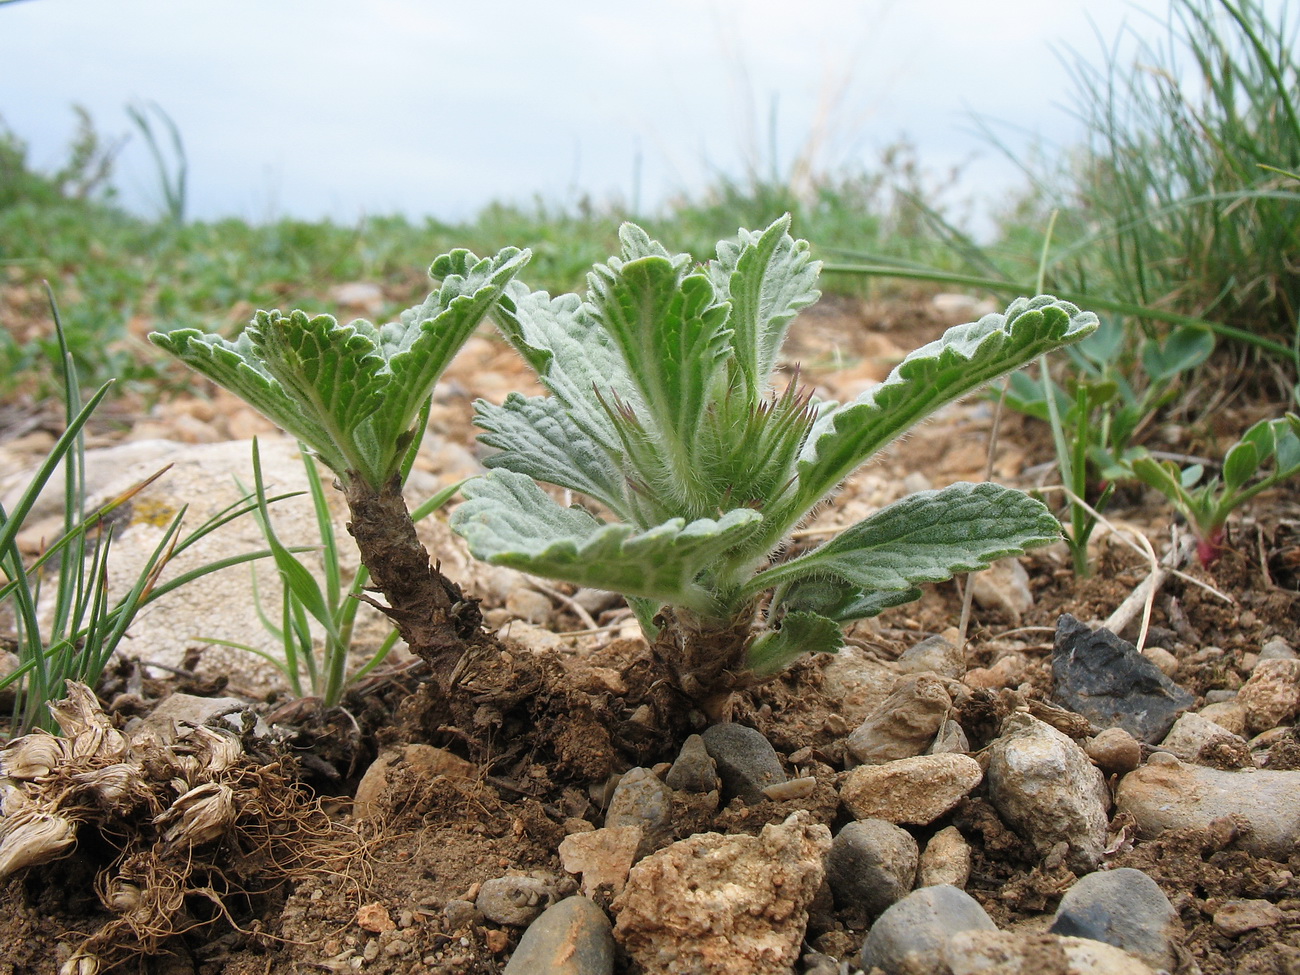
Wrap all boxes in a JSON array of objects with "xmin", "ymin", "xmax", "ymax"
[{"xmin": 451, "ymin": 470, "xmax": 762, "ymax": 613}]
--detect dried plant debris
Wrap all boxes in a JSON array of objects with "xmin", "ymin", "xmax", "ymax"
[{"xmin": 0, "ymin": 681, "xmax": 351, "ymax": 974}]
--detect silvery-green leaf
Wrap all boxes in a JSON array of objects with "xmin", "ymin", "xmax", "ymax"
[
  {"xmin": 746, "ymin": 611, "xmax": 843, "ymax": 678},
  {"xmin": 772, "ymin": 296, "xmax": 1097, "ymax": 546},
  {"xmin": 247, "ymin": 309, "xmax": 390, "ymax": 485},
  {"xmin": 148, "ymin": 327, "xmax": 354, "ymax": 478},
  {"xmin": 710, "ymin": 215, "xmax": 820, "ymax": 400},
  {"xmin": 749, "ymin": 481, "xmax": 1060, "ymax": 598},
  {"xmin": 451, "ymin": 470, "xmax": 762, "ymax": 613},
  {"xmin": 771, "ymin": 575, "xmax": 922, "ymax": 624},
  {"xmin": 585, "ymin": 227, "xmax": 733, "ymax": 482},
  {"xmin": 491, "ymin": 284, "xmax": 631, "ymax": 457},
  {"xmin": 476, "ymin": 393, "xmax": 627, "ymax": 515},
  {"xmin": 372, "ymin": 246, "xmax": 530, "ymax": 474}
]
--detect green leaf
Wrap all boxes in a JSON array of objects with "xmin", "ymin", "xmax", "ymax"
[
  {"xmin": 586, "ymin": 229, "xmax": 733, "ymax": 480},
  {"xmin": 780, "ymin": 297, "xmax": 1097, "ymax": 543},
  {"xmin": 772, "ymin": 575, "xmax": 922, "ymax": 624},
  {"xmin": 372, "ymin": 246, "xmax": 530, "ymax": 472},
  {"xmin": 149, "ymin": 328, "xmax": 354, "ymax": 478},
  {"xmin": 489, "ymin": 284, "xmax": 632, "ymax": 465},
  {"xmin": 1223, "ymin": 440, "xmax": 1261, "ymax": 491},
  {"xmin": 746, "ymin": 611, "xmax": 843, "ymax": 678},
  {"xmin": 247, "ymin": 310, "xmax": 390, "ymax": 483},
  {"xmin": 1141, "ymin": 327, "xmax": 1215, "ymax": 383},
  {"xmin": 451, "ymin": 470, "xmax": 762, "ymax": 613},
  {"xmin": 749, "ymin": 481, "xmax": 1061, "ymax": 599},
  {"xmin": 476, "ymin": 392, "xmax": 627, "ymax": 515},
  {"xmin": 710, "ymin": 216, "xmax": 821, "ymax": 400}
]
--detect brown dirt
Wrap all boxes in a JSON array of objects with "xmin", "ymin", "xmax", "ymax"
[{"xmin": 2, "ymin": 292, "xmax": 1299, "ymax": 974}]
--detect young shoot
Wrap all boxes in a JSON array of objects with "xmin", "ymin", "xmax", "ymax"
[{"xmin": 451, "ymin": 217, "xmax": 1098, "ymax": 719}]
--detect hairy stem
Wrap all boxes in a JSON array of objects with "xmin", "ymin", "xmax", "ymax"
[
  {"xmin": 341, "ymin": 473, "xmax": 481, "ymax": 686},
  {"xmin": 651, "ymin": 604, "xmax": 757, "ymax": 723}
]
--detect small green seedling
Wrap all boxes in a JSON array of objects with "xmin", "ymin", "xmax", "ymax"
[
  {"xmin": 451, "ymin": 217, "xmax": 1098, "ymax": 718},
  {"xmin": 1127, "ymin": 414, "xmax": 1300, "ymax": 565},
  {"xmin": 150, "ymin": 247, "xmax": 531, "ymax": 683}
]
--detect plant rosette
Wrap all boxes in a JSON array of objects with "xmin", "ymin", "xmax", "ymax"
[{"xmin": 451, "ymin": 216, "xmax": 1098, "ymax": 719}]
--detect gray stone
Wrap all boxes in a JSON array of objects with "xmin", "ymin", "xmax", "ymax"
[
  {"xmin": 895, "ymin": 634, "xmax": 965, "ymax": 679},
  {"xmin": 503, "ymin": 896, "xmax": 614, "ymax": 975},
  {"xmin": 928, "ymin": 718, "xmax": 971, "ymax": 755},
  {"xmin": 1159, "ymin": 712, "xmax": 1250, "ymax": 767},
  {"xmin": 476, "ymin": 876, "xmax": 554, "ymax": 927},
  {"xmin": 1258, "ymin": 637, "xmax": 1297, "ymax": 662},
  {"xmin": 664, "ymin": 734, "xmax": 719, "ymax": 794},
  {"xmin": 1116, "ymin": 751, "xmax": 1300, "ymax": 859},
  {"xmin": 1050, "ymin": 868, "xmax": 1178, "ymax": 971},
  {"xmin": 986, "ymin": 712, "xmax": 1110, "ymax": 872},
  {"xmin": 860, "ymin": 884, "xmax": 996, "ymax": 973},
  {"xmin": 700, "ymin": 723, "xmax": 785, "ymax": 804},
  {"xmin": 1052, "ymin": 614, "xmax": 1194, "ymax": 744},
  {"xmin": 605, "ymin": 767, "xmax": 671, "ymax": 853},
  {"xmin": 846, "ymin": 673, "xmax": 953, "ymax": 765},
  {"xmin": 825, "ymin": 819, "xmax": 919, "ymax": 921}
]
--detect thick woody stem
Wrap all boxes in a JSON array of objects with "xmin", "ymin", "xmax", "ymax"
[{"xmin": 342, "ymin": 473, "xmax": 482, "ymax": 687}]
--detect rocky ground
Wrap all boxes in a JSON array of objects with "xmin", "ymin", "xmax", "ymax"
[{"xmin": 0, "ymin": 292, "xmax": 1298, "ymax": 975}]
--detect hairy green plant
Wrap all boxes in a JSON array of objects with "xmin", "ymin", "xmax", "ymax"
[
  {"xmin": 1, "ymin": 289, "xmax": 281, "ymax": 736},
  {"xmin": 1127, "ymin": 413, "xmax": 1300, "ymax": 565},
  {"xmin": 149, "ymin": 247, "xmax": 531, "ymax": 684},
  {"xmin": 450, "ymin": 217, "xmax": 1097, "ymax": 718}
]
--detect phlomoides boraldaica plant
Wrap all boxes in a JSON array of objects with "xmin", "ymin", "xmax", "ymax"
[
  {"xmin": 450, "ymin": 217, "xmax": 1099, "ymax": 718},
  {"xmin": 149, "ymin": 247, "xmax": 531, "ymax": 685}
]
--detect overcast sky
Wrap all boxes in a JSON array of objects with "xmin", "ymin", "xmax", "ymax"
[{"xmin": 2, "ymin": 0, "xmax": 1190, "ymax": 228}]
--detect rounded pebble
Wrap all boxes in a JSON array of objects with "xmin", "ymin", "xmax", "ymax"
[
  {"xmin": 825, "ymin": 819, "xmax": 919, "ymax": 921},
  {"xmin": 700, "ymin": 723, "xmax": 785, "ymax": 804},
  {"xmin": 503, "ymin": 896, "xmax": 615, "ymax": 975},
  {"xmin": 1085, "ymin": 727, "xmax": 1142, "ymax": 775},
  {"xmin": 476, "ymin": 876, "xmax": 554, "ymax": 927},
  {"xmin": 664, "ymin": 734, "xmax": 719, "ymax": 794},
  {"xmin": 918, "ymin": 825, "xmax": 972, "ymax": 889},
  {"xmin": 605, "ymin": 767, "xmax": 671, "ymax": 851},
  {"xmin": 840, "ymin": 753, "xmax": 982, "ymax": 825},
  {"xmin": 859, "ymin": 884, "xmax": 996, "ymax": 973},
  {"xmin": 1050, "ymin": 867, "xmax": 1177, "ymax": 970}
]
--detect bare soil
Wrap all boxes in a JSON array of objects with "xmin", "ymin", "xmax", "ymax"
[{"xmin": 2, "ymin": 293, "xmax": 1298, "ymax": 974}]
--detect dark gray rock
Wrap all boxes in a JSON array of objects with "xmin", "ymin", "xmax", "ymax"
[
  {"xmin": 503, "ymin": 896, "xmax": 614, "ymax": 975},
  {"xmin": 860, "ymin": 884, "xmax": 996, "ymax": 973},
  {"xmin": 826, "ymin": 819, "xmax": 919, "ymax": 922},
  {"xmin": 1052, "ymin": 613, "xmax": 1195, "ymax": 743},
  {"xmin": 664, "ymin": 734, "xmax": 719, "ymax": 793},
  {"xmin": 700, "ymin": 723, "xmax": 785, "ymax": 804},
  {"xmin": 1050, "ymin": 867, "xmax": 1178, "ymax": 971}
]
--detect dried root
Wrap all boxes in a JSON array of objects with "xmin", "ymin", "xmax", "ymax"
[{"xmin": 0, "ymin": 681, "xmax": 350, "ymax": 973}]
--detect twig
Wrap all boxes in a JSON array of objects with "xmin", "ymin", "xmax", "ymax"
[{"xmin": 527, "ymin": 579, "xmax": 598, "ymax": 630}]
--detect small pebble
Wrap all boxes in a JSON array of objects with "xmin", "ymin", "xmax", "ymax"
[
  {"xmin": 840, "ymin": 753, "xmax": 982, "ymax": 826},
  {"xmin": 918, "ymin": 825, "xmax": 971, "ymax": 889},
  {"xmin": 1258, "ymin": 637, "xmax": 1297, "ymax": 661},
  {"xmin": 1116, "ymin": 752, "xmax": 1300, "ymax": 859},
  {"xmin": 894, "ymin": 633, "xmax": 965, "ymax": 679},
  {"xmin": 442, "ymin": 899, "xmax": 480, "ymax": 930},
  {"xmin": 1236, "ymin": 659, "xmax": 1300, "ymax": 734},
  {"xmin": 502, "ymin": 896, "xmax": 616, "ymax": 975},
  {"xmin": 476, "ymin": 877, "xmax": 553, "ymax": 927},
  {"xmin": 700, "ymin": 723, "xmax": 785, "ymax": 804},
  {"xmin": 1085, "ymin": 727, "xmax": 1142, "ymax": 775},
  {"xmin": 1050, "ymin": 867, "xmax": 1177, "ymax": 971},
  {"xmin": 846, "ymin": 674, "xmax": 952, "ymax": 765},
  {"xmin": 505, "ymin": 587, "xmax": 552, "ymax": 624},
  {"xmin": 986, "ymin": 712, "xmax": 1110, "ymax": 872},
  {"xmin": 665, "ymin": 734, "xmax": 719, "ymax": 794},
  {"xmin": 762, "ymin": 776, "xmax": 817, "ymax": 801},
  {"xmin": 825, "ymin": 819, "xmax": 919, "ymax": 922},
  {"xmin": 1212, "ymin": 898, "xmax": 1283, "ymax": 937},
  {"xmin": 605, "ymin": 767, "xmax": 671, "ymax": 853},
  {"xmin": 859, "ymin": 884, "xmax": 996, "ymax": 973}
]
